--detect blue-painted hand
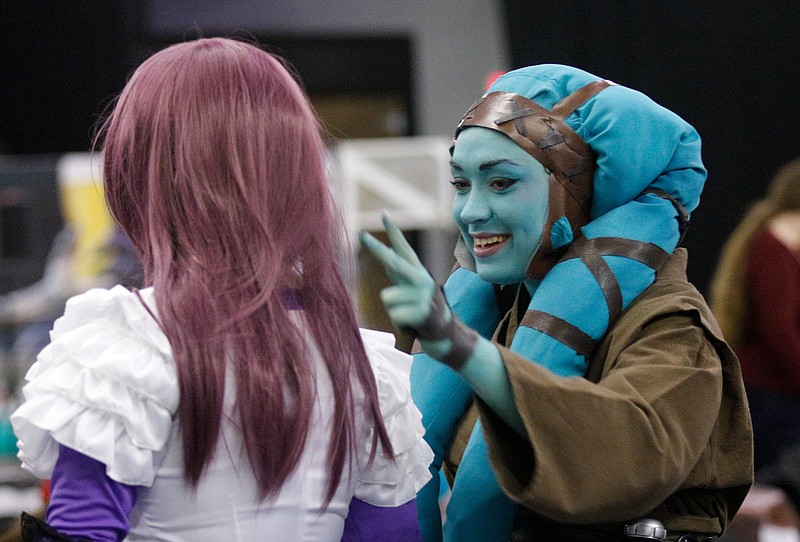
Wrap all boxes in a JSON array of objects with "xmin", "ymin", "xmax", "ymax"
[{"xmin": 360, "ymin": 213, "xmax": 479, "ymax": 368}]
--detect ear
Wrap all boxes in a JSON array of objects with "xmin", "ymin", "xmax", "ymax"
[{"xmin": 550, "ymin": 216, "xmax": 574, "ymax": 250}]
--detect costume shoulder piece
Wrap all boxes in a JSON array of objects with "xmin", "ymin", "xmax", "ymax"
[
  {"xmin": 356, "ymin": 328, "xmax": 434, "ymax": 506},
  {"xmin": 11, "ymin": 286, "xmax": 178, "ymax": 487}
]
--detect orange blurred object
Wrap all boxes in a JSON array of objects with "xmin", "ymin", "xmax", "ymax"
[
  {"xmin": 484, "ymin": 70, "xmax": 506, "ymax": 91},
  {"xmin": 41, "ymin": 480, "xmax": 50, "ymax": 504}
]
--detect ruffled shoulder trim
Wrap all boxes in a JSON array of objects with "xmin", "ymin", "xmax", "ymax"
[
  {"xmin": 355, "ymin": 328, "xmax": 433, "ymax": 507},
  {"xmin": 11, "ymin": 286, "xmax": 178, "ymax": 487}
]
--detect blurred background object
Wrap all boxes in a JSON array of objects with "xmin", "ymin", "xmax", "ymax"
[
  {"xmin": 0, "ymin": 152, "xmax": 143, "ymax": 540},
  {"xmin": 711, "ymin": 159, "xmax": 800, "ymax": 542},
  {"xmin": 3, "ymin": 0, "xmax": 799, "ymax": 296}
]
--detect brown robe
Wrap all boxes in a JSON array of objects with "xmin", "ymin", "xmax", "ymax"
[{"xmin": 445, "ymin": 249, "xmax": 754, "ymax": 538}]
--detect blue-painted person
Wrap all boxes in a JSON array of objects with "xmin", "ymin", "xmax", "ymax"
[{"xmin": 360, "ymin": 64, "xmax": 753, "ymax": 542}]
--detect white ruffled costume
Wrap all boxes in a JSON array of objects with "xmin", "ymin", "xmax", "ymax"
[{"xmin": 11, "ymin": 286, "xmax": 433, "ymax": 541}]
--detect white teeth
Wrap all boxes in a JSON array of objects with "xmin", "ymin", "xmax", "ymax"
[{"xmin": 474, "ymin": 235, "xmax": 508, "ymax": 247}]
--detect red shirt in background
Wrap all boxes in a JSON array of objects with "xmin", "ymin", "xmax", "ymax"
[{"xmin": 737, "ymin": 228, "xmax": 800, "ymax": 395}]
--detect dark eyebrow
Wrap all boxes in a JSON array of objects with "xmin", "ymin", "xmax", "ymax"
[
  {"xmin": 479, "ymin": 159, "xmax": 517, "ymax": 171},
  {"xmin": 449, "ymin": 158, "xmax": 519, "ymax": 172}
]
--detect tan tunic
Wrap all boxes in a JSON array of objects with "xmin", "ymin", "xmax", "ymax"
[{"xmin": 447, "ymin": 249, "xmax": 753, "ymax": 537}]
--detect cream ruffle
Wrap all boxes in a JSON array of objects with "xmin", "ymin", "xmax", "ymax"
[
  {"xmin": 356, "ymin": 328, "xmax": 433, "ymax": 507},
  {"xmin": 11, "ymin": 286, "xmax": 177, "ymax": 487}
]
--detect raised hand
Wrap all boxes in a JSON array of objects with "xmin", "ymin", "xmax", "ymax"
[{"xmin": 359, "ymin": 213, "xmax": 478, "ymax": 368}]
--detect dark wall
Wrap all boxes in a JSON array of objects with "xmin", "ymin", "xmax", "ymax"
[
  {"xmin": 0, "ymin": 1, "xmax": 145, "ymax": 154},
  {"xmin": 0, "ymin": 2, "xmax": 145, "ymax": 291},
  {"xmin": 501, "ymin": 1, "xmax": 800, "ymax": 294},
  {"xmin": 0, "ymin": 2, "xmax": 414, "ymax": 154},
  {"xmin": 0, "ymin": 3, "xmax": 414, "ymax": 293}
]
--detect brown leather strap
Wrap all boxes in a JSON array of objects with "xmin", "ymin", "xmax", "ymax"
[
  {"xmin": 565, "ymin": 235, "xmax": 672, "ymax": 325},
  {"xmin": 493, "ymin": 104, "xmax": 546, "ymax": 142},
  {"xmin": 639, "ymin": 188, "xmax": 690, "ymax": 241},
  {"xmin": 520, "ymin": 309, "xmax": 595, "ymax": 359},
  {"xmin": 411, "ymin": 286, "xmax": 479, "ymax": 369},
  {"xmin": 571, "ymin": 237, "xmax": 624, "ymax": 324},
  {"xmin": 550, "ymin": 79, "xmax": 615, "ymax": 119},
  {"xmin": 523, "ymin": 236, "xmax": 670, "ymax": 357},
  {"xmin": 563, "ymin": 237, "xmax": 671, "ymax": 272}
]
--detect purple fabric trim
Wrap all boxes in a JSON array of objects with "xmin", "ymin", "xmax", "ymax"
[
  {"xmin": 282, "ymin": 288, "xmax": 304, "ymax": 310},
  {"xmin": 46, "ymin": 445, "xmax": 139, "ymax": 542},
  {"xmin": 341, "ymin": 497, "xmax": 422, "ymax": 542}
]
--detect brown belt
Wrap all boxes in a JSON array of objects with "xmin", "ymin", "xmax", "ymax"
[
  {"xmin": 510, "ymin": 520, "xmax": 624, "ymax": 542},
  {"xmin": 510, "ymin": 520, "xmax": 719, "ymax": 542}
]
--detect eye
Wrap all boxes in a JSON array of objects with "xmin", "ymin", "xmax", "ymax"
[
  {"xmin": 489, "ymin": 178, "xmax": 517, "ymax": 191},
  {"xmin": 450, "ymin": 178, "xmax": 471, "ymax": 192}
]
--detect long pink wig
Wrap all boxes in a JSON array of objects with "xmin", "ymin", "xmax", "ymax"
[{"xmin": 96, "ymin": 37, "xmax": 392, "ymax": 502}]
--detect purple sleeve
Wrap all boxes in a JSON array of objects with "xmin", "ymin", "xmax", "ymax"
[
  {"xmin": 45, "ymin": 445, "xmax": 139, "ymax": 542},
  {"xmin": 341, "ymin": 497, "xmax": 422, "ymax": 542}
]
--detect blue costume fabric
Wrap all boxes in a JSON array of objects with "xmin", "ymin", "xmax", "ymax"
[{"xmin": 411, "ymin": 65, "xmax": 707, "ymax": 541}]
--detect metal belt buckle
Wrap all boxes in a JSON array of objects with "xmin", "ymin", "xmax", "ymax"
[{"xmin": 624, "ymin": 518, "xmax": 667, "ymax": 541}]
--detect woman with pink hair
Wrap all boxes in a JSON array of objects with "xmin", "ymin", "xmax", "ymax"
[{"xmin": 11, "ymin": 37, "xmax": 432, "ymax": 541}]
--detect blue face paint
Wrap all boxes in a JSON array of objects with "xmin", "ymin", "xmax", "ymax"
[{"xmin": 450, "ymin": 127, "xmax": 549, "ymax": 285}]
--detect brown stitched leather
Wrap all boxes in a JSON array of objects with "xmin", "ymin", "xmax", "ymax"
[
  {"xmin": 562, "ymin": 237, "xmax": 670, "ymax": 271},
  {"xmin": 570, "ymin": 237, "xmax": 624, "ymax": 324},
  {"xmin": 550, "ymin": 79, "xmax": 615, "ymax": 118},
  {"xmin": 454, "ymin": 92, "xmax": 595, "ymax": 203},
  {"xmin": 520, "ymin": 309, "xmax": 596, "ymax": 359}
]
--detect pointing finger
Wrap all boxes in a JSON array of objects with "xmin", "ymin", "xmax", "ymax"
[
  {"xmin": 359, "ymin": 230, "xmax": 395, "ymax": 267},
  {"xmin": 360, "ymin": 230, "xmax": 428, "ymax": 286},
  {"xmin": 381, "ymin": 212, "xmax": 423, "ymax": 267}
]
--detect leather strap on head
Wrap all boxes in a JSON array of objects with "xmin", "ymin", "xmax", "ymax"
[{"xmin": 451, "ymin": 79, "xmax": 613, "ymax": 279}]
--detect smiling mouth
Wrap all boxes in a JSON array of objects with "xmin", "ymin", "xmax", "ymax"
[
  {"xmin": 471, "ymin": 235, "xmax": 511, "ymax": 258},
  {"xmin": 473, "ymin": 234, "xmax": 510, "ymax": 248}
]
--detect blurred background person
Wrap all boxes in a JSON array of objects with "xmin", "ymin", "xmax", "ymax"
[{"xmin": 711, "ymin": 157, "xmax": 800, "ymax": 474}]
